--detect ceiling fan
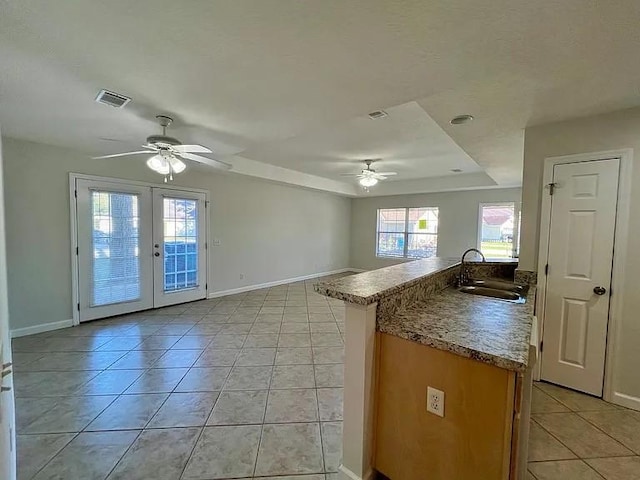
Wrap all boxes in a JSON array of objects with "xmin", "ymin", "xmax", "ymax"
[
  {"xmin": 93, "ymin": 115, "xmax": 232, "ymax": 181},
  {"xmin": 341, "ymin": 159, "xmax": 397, "ymax": 188}
]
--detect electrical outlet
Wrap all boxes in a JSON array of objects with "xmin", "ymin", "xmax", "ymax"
[
  {"xmin": 427, "ymin": 386, "xmax": 445, "ymax": 417},
  {"xmin": 239, "ymin": 273, "xmax": 245, "ymax": 280}
]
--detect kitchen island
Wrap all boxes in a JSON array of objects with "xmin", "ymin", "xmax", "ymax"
[{"xmin": 315, "ymin": 257, "xmax": 537, "ymax": 480}]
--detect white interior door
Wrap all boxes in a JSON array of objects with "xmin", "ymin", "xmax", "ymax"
[
  {"xmin": 0, "ymin": 131, "xmax": 16, "ymax": 480},
  {"xmin": 152, "ymin": 189, "xmax": 207, "ymax": 307},
  {"xmin": 541, "ymin": 158, "xmax": 619, "ymax": 396},
  {"xmin": 76, "ymin": 180, "xmax": 154, "ymax": 321}
]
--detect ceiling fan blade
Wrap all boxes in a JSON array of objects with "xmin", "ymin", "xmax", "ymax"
[
  {"xmin": 376, "ymin": 172, "xmax": 397, "ymax": 176},
  {"xmin": 339, "ymin": 173, "xmax": 365, "ymax": 177},
  {"xmin": 172, "ymin": 144, "xmax": 212, "ymax": 154},
  {"xmin": 92, "ymin": 150, "xmax": 153, "ymax": 159},
  {"xmin": 177, "ymin": 152, "xmax": 232, "ymax": 170}
]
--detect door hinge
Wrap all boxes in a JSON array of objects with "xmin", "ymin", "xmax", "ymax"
[
  {"xmin": 205, "ymin": 242, "xmax": 208, "ymax": 250},
  {"xmin": 74, "ymin": 189, "xmax": 77, "ymax": 198},
  {"xmin": 77, "ymin": 303, "xmax": 80, "ymax": 311},
  {"xmin": 540, "ymin": 341, "xmax": 543, "ymax": 353},
  {"xmin": 205, "ymin": 283, "xmax": 208, "ymax": 290},
  {"xmin": 545, "ymin": 264, "xmax": 549, "ymax": 275},
  {"xmin": 76, "ymin": 246, "xmax": 79, "ymax": 255},
  {"xmin": 547, "ymin": 182, "xmax": 557, "ymax": 195}
]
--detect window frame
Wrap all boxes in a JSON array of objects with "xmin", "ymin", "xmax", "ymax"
[
  {"xmin": 375, "ymin": 206, "xmax": 439, "ymax": 259},
  {"xmin": 477, "ymin": 201, "xmax": 521, "ymax": 259}
]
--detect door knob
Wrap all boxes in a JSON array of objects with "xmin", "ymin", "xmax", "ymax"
[
  {"xmin": 593, "ymin": 286, "xmax": 607, "ymax": 296},
  {"xmin": 154, "ymin": 252, "xmax": 160, "ymax": 257}
]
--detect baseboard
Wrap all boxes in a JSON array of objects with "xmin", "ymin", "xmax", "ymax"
[
  {"xmin": 611, "ymin": 391, "xmax": 640, "ymax": 411},
  {"xmin": 208, "ymin": 268, "xmax": 361, "ymax": 299},
  {"xmin": 338, "ymin": 464, "xmax": 375, "ymax": 480},
  {"xmin": 10, "ymin": 318, "xmax": 74, "ymax": 338}
]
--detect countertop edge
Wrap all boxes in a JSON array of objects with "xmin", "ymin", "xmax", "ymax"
[
  {"xmin": 377, "ymin": 326, "xmax": 528, "ymax": 372},
  {"xmin": 313, "ymin": 259, "xmax": 463, "ymax": 305}
]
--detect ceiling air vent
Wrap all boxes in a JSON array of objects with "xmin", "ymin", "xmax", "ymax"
[
  {"xmin": 95, "ymin": 89, "xmax": 131, "ymax": 108},
  {"xmin": 368, "ymin": 110, "xmax": 388, "ymax": 119}
]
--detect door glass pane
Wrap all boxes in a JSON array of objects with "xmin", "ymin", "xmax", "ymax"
[
  {"xmin": 91, "ymin": 191, "xmax": 140, "ymax": 306},
  {"xmin": 480, "ymin": 204, "xmax": 516, "ymax": 258},
  {"xmin": 163, "ymin": 198, "xmax": 198, "ymax": 292}
]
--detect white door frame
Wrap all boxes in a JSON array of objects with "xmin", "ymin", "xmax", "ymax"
[
  {"xmin": 69, "ymin": 173, "xmax": 210, "ymax": 326},
  {"xmin": 535, "ymin": 149, "xmax": 633, "ymax": 407}
]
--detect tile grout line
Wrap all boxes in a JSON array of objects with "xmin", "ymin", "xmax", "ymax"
[
  {"xmin": 252, "ymin": 291, "xmax": 275, "ymax": 478},
  {"xmin": 530, "ymin": 386, "xmax": 634, "ymax": 477},
  {"xmin": 532, "ymin": 396, "xmax": 635, "ymax": 458}
]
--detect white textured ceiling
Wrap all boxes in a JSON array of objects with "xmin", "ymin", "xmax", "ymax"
[{"xmin": 1, "ymin": 1, "xmax": 639, "ymax": 196}]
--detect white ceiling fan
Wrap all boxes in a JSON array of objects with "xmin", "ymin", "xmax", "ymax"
[
  {"xmin": 93, "ymin": 115, "xmax": 232, "ymax": 181},
  {"xmin": 341, "ymin": 159, "xmax": 397, "ymax": 188}
]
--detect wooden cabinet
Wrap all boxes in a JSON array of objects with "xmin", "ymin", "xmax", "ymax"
[{"xmin": 374, "ymin": 333, "xmax": 523, "ymax": 480}]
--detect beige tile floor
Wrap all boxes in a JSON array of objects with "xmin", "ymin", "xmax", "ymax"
[
  {"xmin": 528, "ymin": 381, "xmax": 640, "ymax": 479},
  {"xmin": 12, "ymin": 274, "xmax": 350, "ymax": 480},
  {"xmin": 11, "ymin": 272, "xmax": 640, "ymax": 479}
]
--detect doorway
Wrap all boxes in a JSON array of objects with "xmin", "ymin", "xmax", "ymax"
[
  {"xmin": 539, "ymin": 157, "xmax": 620, "ymax": 397},
  {"xmin": 73, "ymin": 176, "xmax": 208, "ymax": 323}
]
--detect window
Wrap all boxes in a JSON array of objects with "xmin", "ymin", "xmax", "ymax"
[
  {"xmin": 478, "ymin": 202, "xmax": 520, "ymax": 258},
  {"xmin": 376, "ymin": 207, "xmax": 438, "ymax": 258}
]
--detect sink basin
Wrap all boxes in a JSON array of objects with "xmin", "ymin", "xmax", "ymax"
[
  {"xmin": 458, "ymin": 285, "xmax": 526, "ymax": 303},
  {"xmin": 466, "ymin": 279, "xmax": 527, "ymax": 293}
]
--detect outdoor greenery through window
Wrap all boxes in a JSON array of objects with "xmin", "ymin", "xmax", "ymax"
[
  {"xmin": 478, "ymin": 203, "xmax": 520, "ymax": 258},
  {"xmin": 376, "ymin": 207, "xmax": 439, "ymax": 258}
]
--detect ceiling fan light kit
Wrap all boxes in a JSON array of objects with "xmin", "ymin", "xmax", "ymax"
[
  {"xmin": 341, "ymin": 159, "xmax": 397, "ymax": 190},
  {"xmin": 359, "ymin": 176, "xmax": 378, "ymax": 187},
  {"xmin": 92, "ymin": 115, "xmax": 231, "ymax": 181}
]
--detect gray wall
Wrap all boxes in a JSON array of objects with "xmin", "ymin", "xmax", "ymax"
[
  {"xmin": 520, "ymin": 106, "xmax": 640, "ymax": 406},
  {"xmin": 350, "ymin": 188, "xmax": 522, "ymax": 271},
  {"xmin": 2, "ymin": 137, "xmax": 351, "ymax": 332}
]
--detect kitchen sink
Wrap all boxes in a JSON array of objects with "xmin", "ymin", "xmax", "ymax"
[
  {"xmin": 466, "ymin": 279, "xmax": 527, "ymax": 294},
  {"xmin": 458, "ymin": 285, "xmax": 527, "ymax": 303}
]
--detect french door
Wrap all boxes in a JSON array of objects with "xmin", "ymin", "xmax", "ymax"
[
  {"xmin": 75, "ymin": 178, "xmax": 207, "ymax": 322},
  {"xmin": 152, "ymin": 189, "xmax": 207, "ymax": 307}
]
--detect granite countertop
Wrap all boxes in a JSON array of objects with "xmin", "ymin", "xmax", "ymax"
[
  {"xmin": 314, "ymin": 257, "xmax": 517, "ymax": 305},
  {"xmin": 378, "ymin": 286, "xmax": 536, "ymax": 372}
]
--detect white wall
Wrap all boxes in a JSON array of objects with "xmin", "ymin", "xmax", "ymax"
[
  {"xmin": 520, "ymin": 106, "xmax": 640, "ymax": 407},
  {"xmin": 2, "ymin": 137, "xmax": 351, "ymax": 333},
  {"xmin": 350, "ymin": 188, "xmax": 522, "ymax": 271}
]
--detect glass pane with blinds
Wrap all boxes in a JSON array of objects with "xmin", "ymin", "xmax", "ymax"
[
  {"xmin": 377, "ymin": 232, "xmax": 405, "ymax": 257},
  {"xmin": 479, "ymin": 203, "xmax": 516, "ymax": 258},
  {"xmin": 376, "ymin": 207, "xmax": 439, "ymax": 258},
  {"xmin": 91, "ymin": 191, "xmax": 141, "ymax": 306},
  {"xmin": 407, "ymin": 207, "xmax": 439, "ymax": 234},
  {"xmin": 377, "ymin": 208, "xmax": 407, "ymax": 233},
  {"xmin": 163, "ymin": 197, "xmax": 198, "ymax": 291},
  {"xmin": 407, "ymin": 207, "xmax": 438, "ymax": 258}
]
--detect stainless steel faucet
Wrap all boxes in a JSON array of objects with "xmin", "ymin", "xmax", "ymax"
[{"xmin": 458, "ymin": 248, "xmax": 486, "ymax": 286}]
